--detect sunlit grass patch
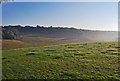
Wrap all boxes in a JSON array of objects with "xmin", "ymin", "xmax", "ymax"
[{"xmin": 2, "ymin": 41, "xmax": 119, "ymax": 79}]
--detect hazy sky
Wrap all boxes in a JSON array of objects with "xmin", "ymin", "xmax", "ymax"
[{"xmin": 2, "ymin": 2, "xmax": 118, "ymax": 31}]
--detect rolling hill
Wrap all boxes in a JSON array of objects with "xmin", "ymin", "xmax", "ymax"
[
  {"xmin": 2, "ymin": 42, "xmax": 119, "ymax": 79},
  {"xmin": 2, "ymin": 25, "xmax": 118, "ymax": 42},
  {"xmin": 2, "ymin": 25, "xmax": 119, "ymax": 80}
]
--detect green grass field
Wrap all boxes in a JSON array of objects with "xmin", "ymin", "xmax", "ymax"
[{"xmin": 2, "ymin": 41, "xmax": 119, "ymax": 79}]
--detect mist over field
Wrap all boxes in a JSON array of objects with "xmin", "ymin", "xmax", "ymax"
[{"xmin": 2, "ymin": 25, "xmax": 118, "ymax": 43}]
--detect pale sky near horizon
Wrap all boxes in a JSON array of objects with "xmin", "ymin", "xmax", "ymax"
[{"xmin": 2, "ymin": 2, "xmax": 118, "ymax": 31}]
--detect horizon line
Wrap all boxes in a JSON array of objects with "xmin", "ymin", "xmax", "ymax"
[{"xmin": 2, "ymin": 24, "xmax": 118, "ymax": 32}]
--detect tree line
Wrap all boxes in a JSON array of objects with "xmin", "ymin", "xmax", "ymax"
[
  {"xmin": 2, "ymin": 25, "xmax": 116, "ymax": 41},
  {"xmin": 2, "ymin": 25, "xmax": 77, "ymax": 40}
]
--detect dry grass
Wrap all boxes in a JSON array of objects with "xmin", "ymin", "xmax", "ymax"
[
  {"xmin": 2, "ymin": 36, "xmax": 96, "ymax": 50},
  {"xmin": 2, "ymin": 40, "xmax": 32, "ymax": 50},
  {"xmin": 21, "ymin": 36, "xmax": 82, "ymax": 46}
]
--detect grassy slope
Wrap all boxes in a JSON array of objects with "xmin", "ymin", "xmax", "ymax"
[
  {"xmin": 2, "ymin": 36, "xmax": 83, "ymax": 50},
  {"xmin": 2, "ymin": 42, "xmax": 119, "ymax": 79},
  {"xmin": 2, "ymin": 40, "xmax": 32, "ymax": 50},
  {"xmin": 21, "ymin": 36, "xmax": 83, "ymax": 46}
]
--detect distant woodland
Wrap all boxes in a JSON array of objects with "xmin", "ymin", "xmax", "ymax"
[{"xmin": 2, "ymin": 25, "xmax": 118, "ymax": 42}]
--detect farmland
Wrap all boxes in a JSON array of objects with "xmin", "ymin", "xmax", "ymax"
[{"xmin": 2, "ymin": 41, "xmax": 119, "ymax": 79}]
